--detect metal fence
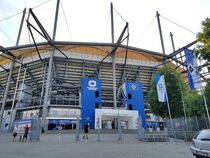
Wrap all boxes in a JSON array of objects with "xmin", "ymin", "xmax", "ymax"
[{"xmin": 166, "ymin": 116, "xmax": 210, "ymax": 141}]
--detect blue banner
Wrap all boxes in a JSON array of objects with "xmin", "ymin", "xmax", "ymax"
[
  {"xmin": 184, "ymin": 48, "xmax": 201, "ymax": 89},
  {"xmin": 155, "ymin": 74, "xmax": 168, "ymax": 102}
]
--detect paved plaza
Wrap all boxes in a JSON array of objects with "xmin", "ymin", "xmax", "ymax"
[{"xmin": 0, "ymin": 133, "xmax": 194, "ymax": 158}]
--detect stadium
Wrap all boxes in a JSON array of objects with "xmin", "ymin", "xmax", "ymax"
[{"xmin": 0, "ymin": 1, "xmax": 198, "ymax": 132}]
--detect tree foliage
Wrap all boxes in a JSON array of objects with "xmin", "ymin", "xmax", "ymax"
[
  {"xmin": 184, "ymin": 89, "xmax": 204, "ymax": 117},
  {"xmin": 194, "ymin": 17, "xmax": 210, "ymax": 116},
  {"xmin": 204, "ymin": 81, "xmax": 210, "ymax": 111},
  {"xmin": 196, "ymin": 17, "xmax": 210, "ymax": 69}
]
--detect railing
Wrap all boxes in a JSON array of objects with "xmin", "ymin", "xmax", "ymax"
[
  {"xmin": 19, "ymin": 98, "xmax": 43, "ymax": 108},
  {"xmin": 166, "ymin": 116, "xmax": 210, "ymax": 141},
  {"xmin": 18, "ymin": 95, "xmax": 80, "ymax": 108},
  {"xmin": 144, "ymin": 131, "xmax": 169, "ymax": 142},
  {"xmin": 50, "ymin": 95, "xmax": 79, "ymax": 106}
]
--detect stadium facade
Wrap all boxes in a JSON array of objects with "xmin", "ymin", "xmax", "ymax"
[
  {"xmin": 0, "ymin": 41, "xmax": 165, "ymax": 130},
  {"xmin": 0, "ymin": 1, "xmax": 195, "ymax": 131}
]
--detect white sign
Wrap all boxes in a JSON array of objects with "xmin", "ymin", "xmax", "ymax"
[{"xmin": 87, "ymin": 80, "xmax": 98, "ymax": 90}]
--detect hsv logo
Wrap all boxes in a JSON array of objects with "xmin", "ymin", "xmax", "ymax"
[
  {"xmin": 158, "ymin": 83, "xmax": 163, "ymax": 89},
  {"xmin": 157, "ymin": 83, "xmax": 164, "ymax": 93},
  {"xmin": 130, "ymin": 83, "xmax": 138, "ymax": 90},
  {"xmin": 87, "ymin": 80, "xmax": 97, "ymax": 90},
  {"xmin": 188, "ymin": 63, "xmax": 195, "ymax": 74}
]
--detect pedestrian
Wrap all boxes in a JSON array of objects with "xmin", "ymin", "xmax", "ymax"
[
  {"xmin": 23, "ymin": 125, "xmax": 29, "ymax": 142},
  {"xmin": 83, "ymin": 122, "xmax": 89, "ymax": 139},
  {"xmin": 12, "ymin": 125, "xmax": 18, "ymax": 142},
  {"xmin": 41, "ymin": 127, "xmax": 45, "ymax": 134}
]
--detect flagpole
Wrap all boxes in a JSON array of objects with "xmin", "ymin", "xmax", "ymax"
[
  {"xmin": 165, "ymin": 86, "xmax": 172, "ymax": 128},
  {"xmin": 156, "ymin": 74, "xmax": 175, "ymax": 138},
  {"xmin": 200, "ymin": 82, "xmax": 210, "ymax": 125},
  {"xmin": 169, "ymin": 33, "xmax": 188, "ymax": 140},
  {"xmin": 196, "ymin": 55, "xmax": 210, "ymax": 125},
  {"xmin": 164, "ymin": 77, "xmax": 177, "ymax": 140},
  {"xmin": 166, "ymin": 94, "xmax": 172, "ymax": 121},
  {"xmin": 160, "ymin": 75, "xmax": 172, "ymax": 121}
]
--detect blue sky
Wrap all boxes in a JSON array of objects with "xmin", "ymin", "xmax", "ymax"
[{"xmin": 0, "ymin": 0, "xmax": 209, "ymax": 54}]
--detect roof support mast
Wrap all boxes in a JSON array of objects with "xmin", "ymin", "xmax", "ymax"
[
  {"xmin": 156, "ymin": 11, "xmax": 166, "ymax": 65},
  {"xmin": 111, "ymin": 2, "xmax": 117, "ymax": 109},
  {"xmin": 42, "ymin": 0, "xmax": 60, "ymax": 130},
  {"xmin": 0, "ymin": 8, "xmax": 26, "ymax": 130}
]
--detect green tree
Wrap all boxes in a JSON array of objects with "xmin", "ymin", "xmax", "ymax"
[
  {"xmin": 195, "ymin": 17, "xmax": 210, "ymax": 116},
  {"xmin": 184, "ymin": 89, "xmax": 204, "ymax": 117},
  {"xmin": 149, "ymin": 66, "xmax": 184, "ymax": 118},
  {"xmin": 204, "ymin": 81, "xmax": 210, "ymax": 111},
  {"xmin": 196, "ymin": 17, "xmax": 210, "ymax": 69}
]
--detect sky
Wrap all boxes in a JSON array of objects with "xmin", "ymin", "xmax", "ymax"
[{"xmin": 0, "ymin": 0, "xmax": 209, "ymax": 54}]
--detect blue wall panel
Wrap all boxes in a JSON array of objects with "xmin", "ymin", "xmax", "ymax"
[
  {"xmin": 81, "ymin": 78, "xmax": 101, "ymax": 129},
  {"xmin": 125, "ymin": 82, "xmax": 146, "ymax": 128}
]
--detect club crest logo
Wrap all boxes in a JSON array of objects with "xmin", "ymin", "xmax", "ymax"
[{"xmin": 129, "ymin": 83, "xmax": 138, "ymax": 90}]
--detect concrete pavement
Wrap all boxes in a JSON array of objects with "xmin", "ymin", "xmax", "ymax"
[{"xmin": 0, "ymin": 133, "xmax": 194, "ymax": 158}]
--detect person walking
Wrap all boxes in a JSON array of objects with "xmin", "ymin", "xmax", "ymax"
[
  {"xmin": 41, "ymin": 127, "xmax": 45, "ymax": 134},
  {"xmin": 23, "ymin": 125, "xmax": 29, "ymax": 142},
  {"xmin": 12, "ymin": 125, "xmax": 18, "ymax": 142},
  {"xmin": 83, "ymin": 122, "xmax": 89, "ymax": 139}
]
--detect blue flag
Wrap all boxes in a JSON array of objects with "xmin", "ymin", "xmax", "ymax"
[{"xmin": 184, "ymin": 48, "xmax": 201, "ymax": 89}]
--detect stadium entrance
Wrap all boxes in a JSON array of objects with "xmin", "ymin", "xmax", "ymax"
[{"xmin": 95, "ymin": 109, "xmax": 139, "ymax": 129}]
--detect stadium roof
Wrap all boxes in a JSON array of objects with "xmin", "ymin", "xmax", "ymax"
[{"xmin": 0, "ymin": 41, "xmax": 165, "ymax": 65}]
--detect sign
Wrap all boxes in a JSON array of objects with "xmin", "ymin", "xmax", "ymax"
[
  {"xmin": 48, "ymin": 119, "xmax": 77, "ymax": 124},
  {"xmin": 87, "ymin": 80, "xmax": 98, "ymax": 90},
  {"xmin": 14, "ymin": 119, "xmax": 32, "ymax": 134}
]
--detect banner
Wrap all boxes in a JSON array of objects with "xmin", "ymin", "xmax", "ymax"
[
  {"xmin": 155, "ymin": 74, "xmax": 168, "ymax": 102},
  {"xmin": 184, "ymin": 48, "xmax": 201, "ymax": 89}
]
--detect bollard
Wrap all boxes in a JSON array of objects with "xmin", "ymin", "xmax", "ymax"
[
  {"xmin": 19, "ymin": 135, "xmax": 22, "ymax": 142},
  {"xmin": 58, "ymin": 132, "xmax": 61, "ymax": 141},
  {"xmin": 75, "ymin": 118, "xmax": 80, "ymax": 143},
  {"xmin": 97, "ymin": 129, "xmax": 100, "ymax": 142}
]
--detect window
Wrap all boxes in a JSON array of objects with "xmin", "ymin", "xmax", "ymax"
[
  {"xmin": 128, "ymin": 104, "xmax": 132, "ymax": 110},
  {"xmin": 95, "ymin": 91, "xmax": 99, "ymax": 97},
  {"xmin": 197, "ymin": 131, "xmax": 210, "ymax": 141},
  {"xmin": 95, "ymin": 103, "xmax": 99, "ymax": 109},
  {"xmin": 128, "ymin": 93, "xmax": 132, "ymax": 99}
]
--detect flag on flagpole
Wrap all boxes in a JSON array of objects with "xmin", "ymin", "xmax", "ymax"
[
  {"xmin": 155, "ymin": 74, "xmax": 172, "ymax": 120},
  {"xmin": 155, "ymin": 74, "xmax": 168, "ymax": 102},
  {"xmin": 184, "ymin": 48, "xmax": 201, "ymax": 89}
]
